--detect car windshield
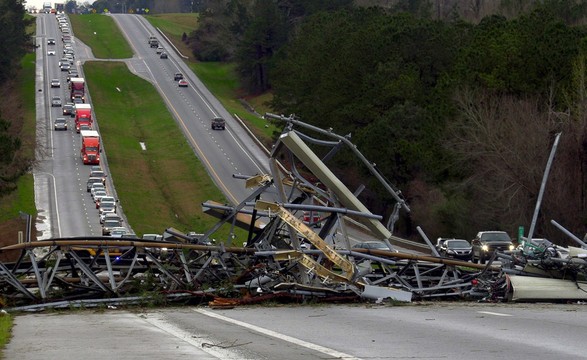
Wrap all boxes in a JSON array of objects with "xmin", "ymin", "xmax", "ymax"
[
  {"xmin": 100, "ymin": 202, "xmax": 115, "ymax": 209},
  {"xmin": 55, "ymin": 119, "xmax": 65, "ymax": 124},
  {"xmin": 446, "ymin": 240, "xmax": 470, "ymax": 248},
  {"xmin": 86, "ymin": 146, "xmax": 98, "ymax": 152},
  {"xmin": 481, "ymin": 232, "xmax": 511, "ymax": 242}
]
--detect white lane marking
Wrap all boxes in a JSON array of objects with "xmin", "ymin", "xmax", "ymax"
[
  {"xmin": 478, "ymin": 311, "xmax": 512, "ymax": 317},
  {"xmin": 140, "ymin": 313, "xmax": 250, "ymax": 359},
  {"xmin": 194, "ymin": 308, "xmax": 363, "ymax": 360}
]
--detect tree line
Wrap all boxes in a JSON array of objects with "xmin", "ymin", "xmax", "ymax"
[
  {"xmin": 0, "ymin": 0, "xmax": 33, "ymax": 195},
  {"xmin": 189, "ymin": 0, "xmax": 587, "ymax": 243}
]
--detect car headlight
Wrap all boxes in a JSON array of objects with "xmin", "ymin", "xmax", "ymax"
[
  {"xmin": 447, "ymin": 249, "xmax": 455, "ymax": 254},
  {"xmin": 481, "ymin": 244, "xmax": 489, "ymax": 251},
  {"xmin": 509, "ymin": 244, "xmax": 515, "ymax": 251}
]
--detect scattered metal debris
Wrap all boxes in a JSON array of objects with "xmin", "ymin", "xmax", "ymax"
[{"xmin": 1, "ymin": 117, "xmax": 587, "ymax": 311}]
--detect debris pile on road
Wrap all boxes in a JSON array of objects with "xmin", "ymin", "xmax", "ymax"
[{"xmin": 1, "ymin": 116, "xmax": 587, "ymax": 311}]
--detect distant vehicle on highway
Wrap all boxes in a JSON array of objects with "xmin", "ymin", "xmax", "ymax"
[
  {"xmin": 53, "ymin": 117, "xmax": 67, "ymax": 131},
  {"xmin": 47, "ymin": 50, "xmax": 56, "ymax": 56},
  {"xmin": 178, "ymin": 79, "xmax": 188, "ymax": 87},
  {"xmin": 211, "ymin": 117, "xmax": 226, "ymax": 130},
  {"xmin": 89, "ymin": 170, "xmax": 107, "ymax": 184},
  {"xmin": 437, "ymin": 239, "xmax": 472, "ymax": 261},
  {"xmin": 62, "ymin": 103, "xmax": 75, "ymax": 116},
  {"xmin": 51, "ymin": 95, "xmax": 62, "ymax": 107},
  {"xmin": 160, "ymin": 52, "xmax": 168, "ymax": 59},
  {"xmin": 102, "ymin": 219, "xmax": 123, "ymax": 236},
  {"xmin": 471, "ymin": 231, "xmax": 514, "ymax": 264},
  {"xmin": 174, "ymin": 72, "xmax": 183, "ymax": 81},
  {"xmin": 352, "ymin": 241, "xmax": 396, "ymax": 252},
  {"xmin": 86, "ymin": 177, "xmax": 104, "ymax": 192},
  {"xmin": 50, "ymin": 78, "xmax": 61, "ymax": 88},
  {"xmin": 47, "ymin": 38, "xmax": 55, "ymax": 45},
  {"xmin": 156, "ymin": 46, "xmax": 163, "ymax": 54}
]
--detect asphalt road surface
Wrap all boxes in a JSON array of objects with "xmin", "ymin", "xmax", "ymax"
[{"xmin": 5, "ymin": 303, "xmax": 587, "ymax": 359}]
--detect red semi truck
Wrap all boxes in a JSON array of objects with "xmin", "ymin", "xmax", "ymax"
[
  {"xmin": 80, "ymin": 130, "xmax": 100, "ymax": 165},
  {"xmin": 74, "ymin": 103, "xmax": 92, "ymax": 133},
  {"xmin": 69, "ymin": 78, "xmax": 85, "ymax": 102}
]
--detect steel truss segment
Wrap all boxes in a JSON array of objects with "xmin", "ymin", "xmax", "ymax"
[
  {"xmin": 68, "ymin": 250, "xmax": 113, "ymax": 294},
  {"xmin": 256, "ymin": 200, "xmax": 355, "ymax": 279},
  {"xmin": 0, "ymin": 261, "xmax": 37, "ymax": 300}
]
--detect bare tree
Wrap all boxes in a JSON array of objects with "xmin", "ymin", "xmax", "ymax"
[{"xmin": 446, "ymin": 88, "xmax": 565, "ymax": 238}]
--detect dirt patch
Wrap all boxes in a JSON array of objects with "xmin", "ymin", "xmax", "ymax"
[{"xmin": 0, "ymin": 218, "xmax": 27, "ymax": 262}]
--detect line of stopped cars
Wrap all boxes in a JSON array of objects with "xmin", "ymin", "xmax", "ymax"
[{"xmin": 436, "ymin": 230, "xmax": 569, "ymax": 263}]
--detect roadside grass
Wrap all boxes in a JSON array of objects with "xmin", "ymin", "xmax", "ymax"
[
  {"xmin": 0, "ymin": 175, "xmax": 35, "ymax": 223},
  {"xmin": 143, "ymin": 15, "xmax": 279, "ymax": 141},
  {"xmin": 144, "ymin": 14, "xmax": 198, "ymax": 62},
  {"xmin": 69, "ymin": 14, "xmax": 132, "ymax": 59},
  {"xmin": 0, "ymin": 30, "xmax": 37, "ymax": 355},
  {"xmin": 19, "ymin": 52, "xmax": 37, "ymax": 166},
  {"xmin": 0, "ymin": 314, "xmax": 13, "ymax": 357},
  {"xmin": 84, "ymin": 62, "xmax": 245, "ymax": 241},
  {"xmin": 188, "ymin": 62, "xmax": 278, "ymax": 141},
  {"xmin": 0, "ymin": 52, "xmax": 37, "ymax": 222}
]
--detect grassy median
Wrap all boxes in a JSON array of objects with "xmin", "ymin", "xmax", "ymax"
[
  {"xmin": 69, "ymin": 14, "xmax": 132, "ymax": 59},
  {"xmin": 84, "ymin": 61, "xmax": 245, "ymax": 241}
]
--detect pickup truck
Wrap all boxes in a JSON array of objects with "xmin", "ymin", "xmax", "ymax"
[{"xmin": 471, "ymin": 231, "xmax": 514, "ymax": 264}]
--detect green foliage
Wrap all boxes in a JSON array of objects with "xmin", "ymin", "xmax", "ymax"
[
  {"xmin": 69, "ymin": 14, "xmax": 132, "ymax": 59},
  {"xmin": 0, "ymin": 0, "xmax": 33, "ymax": 82},
  {"xmin": 455, "ymin": 11, "xmax": 587, "ymax": 103},
  {"xmin": 0, "ymin": 51, "xmax": 36, "ymax": 198},
  {"xmin": 236, "ymin": 0, "xmax": 288, "ymax": 93},
  {"xmin": 0, "ymin": 312, "xmax": 13, "ymax": 353},
  {"xmin": 271, "ymin": 9, "xmax": 459, "ymax": 186}
]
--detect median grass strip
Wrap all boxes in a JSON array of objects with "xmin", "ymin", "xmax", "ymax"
[
  {"xmin": 83, "ymin": 61, "xmax": 243, "ymax": 240},
  {"xmin": 69, "ymin": 14, "xmax": 132, "ymax": 59}
]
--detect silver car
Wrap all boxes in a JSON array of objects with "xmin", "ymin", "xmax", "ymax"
[{"xmin": 54, "ymin": 117, "xmax": 67, "ymax": 131}]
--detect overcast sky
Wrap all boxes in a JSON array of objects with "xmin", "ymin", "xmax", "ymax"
[{"xmin": 24, "ymin": 1, "xmax": 89, "ymax": 11}]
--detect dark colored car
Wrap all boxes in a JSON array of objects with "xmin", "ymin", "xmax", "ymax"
[
  {"xmin": 211, "ymin": 117, "xmax": 226, "ymax": 130},
  {"xmin": 471, "ymin": 231, "xmax": 514, "ymax": 264},
  {"xmin": 47, "ymin": 38, "xmax": 56, "ymax": 45},
  {"xmin": 174, "ymin": 72, "xmax": 183, "ymax": 81},
  {"xmin": 160, "ymin": 52, "xmax": 168, "ymax": 59},
  {"xmin": 62, "ymin": 103, "xmax": 75, "ymax": 116},
  {"xmin": 437, "ymin": 239, "xmax": 472, "ymax": 261}
]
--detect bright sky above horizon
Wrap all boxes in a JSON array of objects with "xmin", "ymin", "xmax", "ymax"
[{"xmin": 23, "ymin": 0, "xmax": 89, "ymax": 11}]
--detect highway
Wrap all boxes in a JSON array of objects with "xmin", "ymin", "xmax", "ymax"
[
  {"xmin": 34, "ymin": 13, "xmax": 276, "ymax": 240},
  {"xmin": 35, "ymin": 14, "xmax": 104, "ymax": 238},
  {"xmin": 5, "ymin": 303, "xmax": 587, "ymax": 359},
  {"xmin": 110, "ymin": 14, "xmax": 272, "ymax": 205},
  {"xmin": 9, "ymin": 12, "xmax": 586, "ymax": 360}
]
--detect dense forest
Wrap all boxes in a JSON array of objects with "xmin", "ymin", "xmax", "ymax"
[
  {"xmin": 188, "ymin": 0, "xmax": 587, "ymax": 243},
  {"xmin": 0, "ymin": 0, "xmax": 33, "ymax": 195}
]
